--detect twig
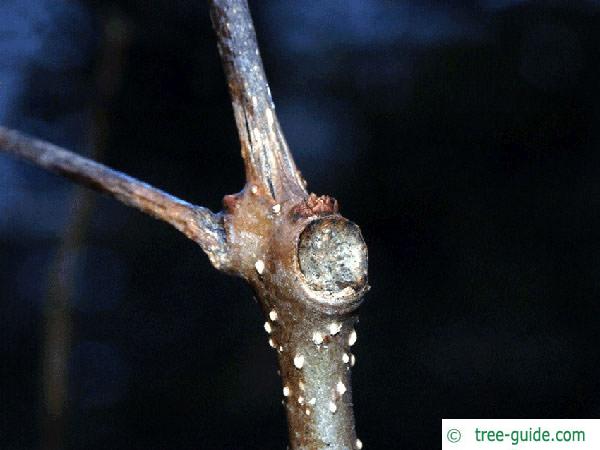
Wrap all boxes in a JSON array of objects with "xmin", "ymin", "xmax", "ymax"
[
  {"xmin": 1, "ymin": 1, "xmax": 370, "ymax": 448},
  {"xmin": 0, "ymin": 126, "xmax": 228, "ymax": 269},
  {"xmin": 209, "ymin": 2, "xmax": 368, "ymax": 449},
  {"xmin": 209, "ymin": 0, "xmax": 307, "ymax": 201}
]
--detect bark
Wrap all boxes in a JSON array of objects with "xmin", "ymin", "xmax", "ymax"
[
  {"xmin": 209, "ymin": 3, "xmax": 369, "ymax": 447},
  {"xmin": 209, "ymin": 0, "xmax": 306, "ymax": 201},
  {"xmin": 0, "ymin": 1, "xmax": 369, "ymax": 448},
  {"xmin": 0, "ymin": 127, "xmax": 228, "ymax": 270}
]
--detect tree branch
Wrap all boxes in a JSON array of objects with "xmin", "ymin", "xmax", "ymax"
[
  {"xmin": 0, "ymin": 126, "xmax": 228, "ymax": 269},
  {"xmin": 209, "ymin": 2, "xmax": 368, "ymax": 449},
  {"xmin": 1, "ymin": 2, "xmax": 369, "ymax": 448},
  {"xmin": 209, "ymin": 0, "xmax": 307, "ymax": 201}
]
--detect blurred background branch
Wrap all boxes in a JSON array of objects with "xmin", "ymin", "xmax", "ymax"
[{"xmin": 40, "ymin": 11, "xmax": 130, "ymax": 450}]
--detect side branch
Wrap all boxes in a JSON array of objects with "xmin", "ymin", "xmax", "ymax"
[
  {"xmin": 0, "ymin": 126, "xmax": 228, "ymax": 268},
  {"xmin": 209, "ymin": 0, "xmax": 307, "ymax": 201}
]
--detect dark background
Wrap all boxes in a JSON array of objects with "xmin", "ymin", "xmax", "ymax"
[{"xmin": 2, "ymin": 0, "xmax": 600, "ymax": 449}]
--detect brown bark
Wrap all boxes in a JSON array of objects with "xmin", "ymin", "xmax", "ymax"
[
  {"xmin": 0, "ymin": 1, "xmax": 369, "ymax": 448},
  {"xmin": 0, "ymin": 126, "xmax": 228, "ymax": 270},
  {"xmin": 208, "ymin": 3, "xmax": 368, "ymax": 447}
]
